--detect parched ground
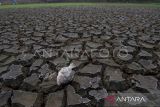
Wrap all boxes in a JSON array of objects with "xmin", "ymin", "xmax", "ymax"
[{"xmin": 0, "ymin": 7, "xmax": 160, "ymax": 107}]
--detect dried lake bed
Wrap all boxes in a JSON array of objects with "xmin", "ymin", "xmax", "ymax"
[{"xmin": 0, "ymin": 7, "xmax": 160, "ymax": 107}]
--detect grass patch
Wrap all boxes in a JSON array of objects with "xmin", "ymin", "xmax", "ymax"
[{"xmin": 0, "ymin": 3, "xmax": 160, "ymax": 9}]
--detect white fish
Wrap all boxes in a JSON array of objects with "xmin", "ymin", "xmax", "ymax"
[{"xmin": 57, "ymin": 63, "xmax": 76, "ymax": 86}]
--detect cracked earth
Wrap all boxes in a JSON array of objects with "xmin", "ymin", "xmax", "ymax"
[{"xmin": 0, "ymin": 7, "xmax": 160, "ymax": 107}]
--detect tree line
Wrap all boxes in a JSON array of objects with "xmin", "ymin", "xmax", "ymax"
[
  {"xmin": 45, "ymin": 0, "xmax": 160, "ymax": 3},
  {"xmin": 2, "ymin": 0, "xmax": 160, "ymax": 4}
]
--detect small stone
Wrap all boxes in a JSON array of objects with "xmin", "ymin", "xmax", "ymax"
[
  {"xmin": 55, "ymin": 35, "xmax": 68, "ymax": 42},
  {"xmin": 123, "ymin": 88, "xmax": 136, "ymax": 93},
  {"xmin": 2, "ymin": 39, "xmax": 10, "ymax": 44},
  {"xmin": 82, "ymin": 33, "xmax": 91, "ymax": 38},
  {"xmin": 105, "ymin": 31, "xmax": 112, "ymax": 35},
  {"xmin": 74, "ymin": 75, "xmax": 100, "ymax": 89},
  {"xmin": 0, "ymin": 91, "xmax": 12, "ymax": 107},
  {"xmin": 62, "ymin": 44, "xmax": 82, "ymax": 52},
  {"xmin": 1, "ymin": 56, "xmax": 15, "ymax": 66},
  {"xmin": 110, "ymin": 37, "xmax": 125, "ymax": 46},
  {"xmin": 101, "ymin": 35, "xmax": 112, "ymax": 40},
  {"xmin": 30, "ymin": 59, "xmax": 43, "ymax": 71},
  {"xmin": 139, "ymin": 35, "xmax": 150, "ymax": 41},
  {"xmin": 46, "ymin": 90, "xmax": 64, "ymax": 107},
  {"xmin": 1, "ymin": 64, "xmax": 23, "ymax": 88},
  {"xmin": 32, "ymin": 59, "xmax": 43, "ymax": 67},
  {"xmin": 80, "ymin": 63, "xmax": 102, "ymax": 74},
  {"xmin": 106, "ymin": 80, "xmax": 133, "ymax": 91},
  {"xmin": 90, "ymin": 77, "xmax": 101, "ymax": 89},
  {"xmin": 90, "ymin": 30, "xmax": 102, "ymax": 36},
  {"xmin": 0, "ymin": 54, "xmax": 8, "ymax": 61},
  {"xmin": 124, "ymin": 46, "xmax": 136, "ymax": 53},
  {"xmin": 25, "ymin": 40, "xmax": 36, "ymax": 45},
  {"xmin": 139, "ymin": 41, "xmax": 154, "ymax": 49},
  {"xmin": 22, "ymin": 73, "xmax": 41, "ymax": 91},
  {"xmin": 67, "ymin": 85, "xmax": 90, "ymax": 106},
  {"xmin": 0, "ymin": 45, "xmax": 10, "ymax": 50},
  {"xmin": 34, "ymin": 32, "xmax": 44, "ymax": 37},
  {"xmin": 71, "ymin": 60, "xmax": 83, "ymax": 68},
  {"xmin": 39, "ymin": 79, "xmax": 57, "ymax": 93},
  {"xmin": 62, "ymin": 32, "xmax": 79, "ymax": 38},
  {"xmin": 138, "ymin": 50, "xmax": 152, "ymax": 57},
  {"xmin": 11, "ymin": 90, "xmax": 42, "ymax": 107},
  {"xmin": 98, "ymin": 58, "xmax": 120, "ymax": 67},
  {"xmin": 134, "ymin": 75, "xmax": 159, "ymax": 93},
  {"xmin": 52, "ymin": 57, "xmax": 66, "ymax": 67},
  {"xmin": 139, "ymin": 59, "xmax": 157, "ymax": 70},
  {"xmin": 4, "ymin": 45, "xmax": 19, "ymax": 54},
  {"xmin": 118, "ymin": 54, "xmax": 133, "ymax": 61},
  {"xmin": 105, "ymin": 42, "xmax": 112, "ymax": 48},
  {"xmin": 104, "ymin": 67, "xmax": 124, "ymax": 81},
  {"xmin": 74, "ymin": 76, "xmax": 92, "ymax": 89},
  {"xmin": 127, "ymin": 40, "xmax": 138, "ymax": 47},
  {"xmin": 86, "ymin": 42, "xmax": 102, "ymax": 49},
  {"xmin": 38, "ymin": 64, "xmax": 52, "ymax": 76},
  {"xmin": 0, "ymin": 66, "xmax": 8, "ymax": 74},
  {"xmin": 33, "ymin": 45, "xmax": 42, "ymax": 51},
  {"xmin": 17, "ymin": 53, "xmax": 34, "ymax": 61},
  {"xmin": 128, "ymin": 62, "xmax": 143, "ymax": 71},
  {"xmin": 112, "ymin": 29, "xmax": 121, "ymax": 34},
  {"xmin": 89, "ymin": 88, "xmax": 108, "ymax": 101},
  {"xmin": 154, "ymin": 52, "xmax": 160, "ymax": 58},
  {"xmin": 152, "ymin": 36, "xmax": 160, "ymax": 41}
]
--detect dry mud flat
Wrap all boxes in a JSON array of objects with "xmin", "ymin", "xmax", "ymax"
[{"xmin": 0, "ymin": 7, "xmax": 160, "ymax": 107}]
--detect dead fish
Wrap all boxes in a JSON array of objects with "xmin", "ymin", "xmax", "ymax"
[{"xmin": 57, "ymin": 63, "xmax": 76, "ymax": 86}]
